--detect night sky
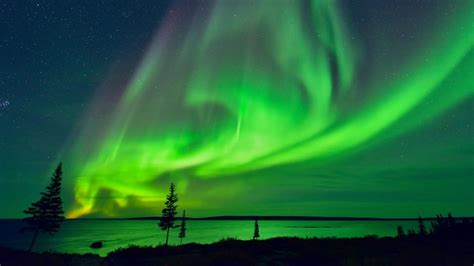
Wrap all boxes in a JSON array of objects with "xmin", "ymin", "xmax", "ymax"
[{"xmin": 1, "ymin": 0, "xmax": 473, "ymax": 218}]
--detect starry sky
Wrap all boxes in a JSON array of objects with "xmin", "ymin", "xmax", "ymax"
[{"xmin": 0, "ymin": 0, "xmax": 473, "ymax": 219}]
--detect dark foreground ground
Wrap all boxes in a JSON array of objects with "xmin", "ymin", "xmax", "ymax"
[{"xmin": 1, "ymin": 236, "xmax": 473, "ymax": 266}]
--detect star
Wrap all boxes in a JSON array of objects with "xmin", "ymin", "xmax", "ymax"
[{"xmin": 0, "ymin": 99, "xmax": 10, "ymax": 109}]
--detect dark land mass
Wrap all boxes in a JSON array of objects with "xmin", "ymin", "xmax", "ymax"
[
  {"xmin": 72, "ymin": 215, "xmax": 474, "ymax": 221},
  {"xmin": 1, "ymin": 235, "xmax": 473, "ymax": 266}
]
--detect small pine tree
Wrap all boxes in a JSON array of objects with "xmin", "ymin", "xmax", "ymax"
[
  {"xmin": 418, "ymin": 215, "xmax": 427, "ymax": 236},
  {"xmin": 159, "ymin": 182, "xmax": 178, "ymax": 246},
  {"xmin": 447, "ymin": 212, "xmax": 455, "ymax": 227},
  {"xmin": 431, "ymin": 213, "xmax": 443, "ymax": 235},
  {"xmin": 22, "ymin": 163, "xmax": 65, "ymax": 251},
  {"xmin": 397, "ymin": 225, "xmax": 405, "ymax": 237},
  {"xmin": 253, "ymin": 220, "xmax": 260, "ymax": 240},
  {"xmin": 178, "ymin": 210, "xmax": 186, "ymax": 244}
]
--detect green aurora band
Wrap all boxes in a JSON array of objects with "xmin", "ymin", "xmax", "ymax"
[{"xmin": 65, "ymin": 0, "xmax": 474, "ymax": 218}]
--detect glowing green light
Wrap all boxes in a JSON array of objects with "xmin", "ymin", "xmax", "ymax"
[{"xmin": 66, "ymin": 0, "xmax": 474, "ymax": 217}]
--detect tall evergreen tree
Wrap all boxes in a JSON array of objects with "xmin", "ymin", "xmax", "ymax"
[
  {"xmin": 178, "ymin": 210, "xmax": 186, "ymax": 244},
  {"xmin": 159, "ymin": 182, "xmax": 178, "ymax": 246},
  {"xmin": 418, "ymin": 215, "xmax": 427, "ymax": 236},
  {"xmin": 22, "ymin": 163, "xmax": 65, "ymax": 251},
  {"xmin": 253, "ymin": 220, "xmax": 260, "ymax": 240}
]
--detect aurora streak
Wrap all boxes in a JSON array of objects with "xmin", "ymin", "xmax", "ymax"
[{"xmin": 64, "ymin": 0, "xmax": 474, "ymax": 218}]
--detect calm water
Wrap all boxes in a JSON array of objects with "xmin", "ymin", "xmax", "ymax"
[{"xmin": 0, "ymin": 219, "xmax": 418, "ymax": 256}]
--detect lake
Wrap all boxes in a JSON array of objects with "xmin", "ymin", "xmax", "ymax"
[{"xmin": 0, "ymin": 219, "xmax": 419, "ymax": 256}]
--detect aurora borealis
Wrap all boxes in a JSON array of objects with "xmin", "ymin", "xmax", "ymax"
[{"xmin": 1, "ymin": 0, "xmax": 473, "ymax": 218}]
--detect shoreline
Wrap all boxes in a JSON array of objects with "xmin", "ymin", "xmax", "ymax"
[{"xmin": 1, "ymin": 235, "xmax": 473, "ymax": 265}]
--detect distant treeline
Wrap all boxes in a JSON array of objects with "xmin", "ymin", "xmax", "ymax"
[
  {"xmin": 397, "ymin": 213, "xmax": 474, "ymax": 240},
  {"xmin": 121, "ymin": 215, "xmax": 474, "ymax": 221}
]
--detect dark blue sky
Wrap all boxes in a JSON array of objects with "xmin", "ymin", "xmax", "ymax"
[{"xmin": 0, "ymin": 0, "xmax": 173, "ymax": 216}]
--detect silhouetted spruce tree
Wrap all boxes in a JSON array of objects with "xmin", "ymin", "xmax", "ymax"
[
  {"xmin": 431, "ymin": 213, "xmax": 443, "ymax": 235},
  {"xmin": 418, "ymin": 215, "xmax": 427, "ymax": 236},
  {"xmin": 447, "ymin": 212, "xmax": 455, "ymax": 228},
  {"xmin": 22, "ymin": 163, "xmax": 65, "ymax": 251},
  {"xmin": 397, "ymin": 225, "xmax": 405, "ymax": 237},
  {"xmin": 178, "ymin": 210, "xmax": 186, "ymax": 244},
  {"xmin": 253, "ymin": 220, "xmax": 260, "ymax": 240},
  {"xmin": 159, "ymin": 182, "xmax": 178, "ymax": 246}
]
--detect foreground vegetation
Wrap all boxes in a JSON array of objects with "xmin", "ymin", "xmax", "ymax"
[{"xmin": 1, "ymin": 233, "xmax": 473, "ymax": 266}]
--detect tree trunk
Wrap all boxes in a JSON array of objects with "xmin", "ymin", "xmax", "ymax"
[
  {"xmin": 165, "ymin": 226, "xmax": 170, "ymax": 246},
  {"xmin": 180, "ymin": 237, "xmax": 182, "ymax": 245},
  {"xmin": 28, "ymin": 230, "xmax": 39, "ymax": 252}
]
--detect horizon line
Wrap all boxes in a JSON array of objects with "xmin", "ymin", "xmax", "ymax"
[{"xmin": 2, "ymin": 215, "xmax": 473, "ymax": 221}]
